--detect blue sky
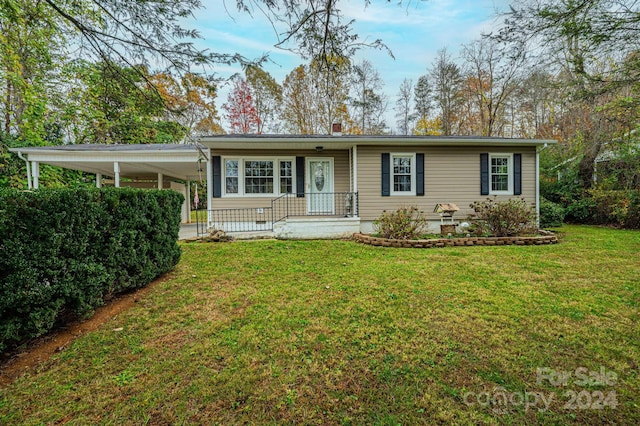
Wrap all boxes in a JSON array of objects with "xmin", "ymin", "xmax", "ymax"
[{"xmin": 188, "ymin": 0, "xmax": 511, "ymax": 132}]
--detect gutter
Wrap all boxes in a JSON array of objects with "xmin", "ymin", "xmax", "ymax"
[{"xmin": 16, "ymin": 151, "xmax": 32, "ymax": 189}]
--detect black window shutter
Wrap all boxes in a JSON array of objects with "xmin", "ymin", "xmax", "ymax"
[
  {"xmin": 212, "ymin": 155, "xmax": 221, "ymax": 198},
  {"xmin": 296, "ymin": 156, "xmax": 305, "ymax": 197},
  {"xmin": 416, "ymin": 153, "xmax": 425, "ymax": 196},
  {"xmin": 381, "ymin": 153, "xmax": 390, "ymax": 196},
  {"xmin": 514, "ymin": 153, "xmax": 522, "ymax": 195},
  {"xmin": 480, "ymin": 153, "xmax": 489, "ymax": 195}
]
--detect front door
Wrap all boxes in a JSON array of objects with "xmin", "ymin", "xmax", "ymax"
[{"xmin": 307, "ymin": 158, "xmax": 334, "ymax": 214}]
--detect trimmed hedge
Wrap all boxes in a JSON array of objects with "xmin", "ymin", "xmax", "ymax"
[{"xmin": 0, "ymin": 187, "xmax": 183, "ymax": 352}]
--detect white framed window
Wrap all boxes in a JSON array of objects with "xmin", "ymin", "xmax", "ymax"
[
  {"xmin": 391, "ymin": 153, "xmax": 416, "ymax": 195},
  {"xmin": 225, "ymin": 159, "xmax": 239, "ymax": 194},
  {"xmin": 223, "ymin": 157, "xmax": 295, "ymax": 196},
  {"xmin": 279, "ymin": 160, "xmax": 293, "ymax": 194},
  {"xmin": 244, "ymin": 160, "xmax": 274, "ymax": 194},
  {"xmin": 489, "ymin": 153, "xmax": 513, "ymax": 195}
]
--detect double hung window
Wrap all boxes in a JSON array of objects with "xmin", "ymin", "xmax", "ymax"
[{"xmin": 223, "ymin": 158, "xmax": 294, "ymax": 196}]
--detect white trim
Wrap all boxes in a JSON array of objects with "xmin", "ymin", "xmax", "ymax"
[
  {"xmin": 185, "ymin": 180, "xmax": 191, "ymax": 223},
  {"xmin": 157, "ymin": 173, "xmax": 163, "ymax": 190},
  {"xmin": 206, "ymin": 148, "xmax": 213, "ymax": 224},
  {"xmin": 348, "ymin": 147, "xmax": 352, "ymax": 192},
  {"xmin": 390, "ymin": 153, "xmax": 416, "ymax": 196},
  {"xmin": 353, "ymin": 146, "xmax": 358, "ymax": 193},
  {"xmin": 536, "ymin": 149, "xmax": 540, "ymax": 226},
  {"xmin": 221, "ymin": 156, "xmax": 296, "ymax": 197},
  {"xmin": 198, "ymin": 135, "xmax": 556, "ymax": 150},
  {"xmin": 488, "ymin": 153, "xmax": 513, "ymax": 195}
]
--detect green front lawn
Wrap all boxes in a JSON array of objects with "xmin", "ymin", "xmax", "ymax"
[{"xmin": 1, "ymin": 226, "xmax": 638, "ymax": 424}]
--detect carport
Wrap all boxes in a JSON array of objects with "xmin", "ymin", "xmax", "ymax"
[{"xmin": 9, "ymin": 143, "xmax": 210, "ymax": 224}]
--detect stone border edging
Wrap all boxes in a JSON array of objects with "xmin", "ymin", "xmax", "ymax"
[{"xmin": 353, "ymin": 233, "xmax": 558, "ymax": 248}]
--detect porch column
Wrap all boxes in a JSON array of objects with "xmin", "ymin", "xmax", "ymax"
[
  {"xmin": 114, "ymin": 162, "xmax": 120, "ymax": 188},
  {"xmin": 206, "ymin": 148, "xmax": 213, "ymax": 224},
  {"xmin": 158, "ymin": 173, "xmax": 163, "ymax": 190},
  {"xmin": 24, "ymin": 155, "xmax": 32, "ymax": 189},
  {"xmin": 185, "ymin": 180, "xmax": 191, "ymax": 223},
  {"xmin": 535, "ymin": 149, "xmax": 540, "ymax": 227},
  {"xmin": 31, "ymin": 161, "xmax": 39, "ymax": 189},
  {"xmin": 353, "ymin": 145, "xmax": 358, "ymax": 193},
  {"xmin": 96, "ymin": 173, "xmax": 102, "ymax": 188}
]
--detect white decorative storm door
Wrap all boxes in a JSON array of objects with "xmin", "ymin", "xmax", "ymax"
[{"xmin": 307, "ymin": 158, "xmax": 334, "ymax": 214}]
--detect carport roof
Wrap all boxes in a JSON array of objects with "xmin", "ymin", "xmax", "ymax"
[{"xmin": 9, "ymin": 143, "xmax": 208, "ymax": 181}]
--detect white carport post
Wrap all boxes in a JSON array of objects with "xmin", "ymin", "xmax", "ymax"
[
  {"xmin": 185, "ymin": 180, "xmax": 191, "ymax": 223},
  {"xmin": 96, "ymin": 173, "xmax": 102, "ymax": 188},
  {"xmin": 158, "ymin": 173, "xmax": 163, "ymax": 190},
  {"xmin": 31, "ymin": 161, "xmax": 39, "ymax": 189},
  {"xmin": 114, "ymin": 162, "xmax": 120, "ymax": 187}
]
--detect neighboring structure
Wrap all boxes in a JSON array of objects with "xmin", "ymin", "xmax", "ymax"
[{"xmin": 11, "ymin": 135, "xmax": 555, "ymax": 239}]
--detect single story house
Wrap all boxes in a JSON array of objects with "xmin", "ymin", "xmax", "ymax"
[{"xmin": 11, "ymin": 134, "xmax": 555, "ymax": 239}]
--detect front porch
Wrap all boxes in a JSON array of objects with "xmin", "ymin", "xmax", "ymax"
[{"xmin": 195, "ymin": 191, "xmax": 360, "ymax": 239}]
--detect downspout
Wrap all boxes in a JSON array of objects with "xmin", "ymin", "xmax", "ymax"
[{"xmin": 17, "ymin": 151, "xmax": 32, "ymax": 189}]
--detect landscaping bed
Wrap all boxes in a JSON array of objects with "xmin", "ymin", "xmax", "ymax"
[{"xmin": 354, "ymin": 232, "xmax": 558, "ymax": 248}]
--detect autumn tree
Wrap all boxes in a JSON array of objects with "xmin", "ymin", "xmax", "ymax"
[
  {"xmin": 395, "ymin": 78, "xmax": 415, "ymax": 135},
  {"xmin": 504, "ymin": 69, "xmax": 558, "ymax": 139},
  {"xmin": 414, "ymin": 117, "xmax": 442, "ymax": 136},
  {"xmin": 63, "ymin": 61, "xmax": 186, "ymax": 144},
  {"xmin": 349, "ymin": 60, "xmax": 388, "ymax": 134},
  {"xmin": 311, "ymin": 55, "xmax": 351, "ymax": 134},
  {"xmin": 459, "ymin": 38, "xmax": 522, "ymax": 136},
  {"xmin": 429, "ymin": 48, "xmax": 464, "ymax": 136},
  {"xmin": 223, "ymin": 77, "xmax": 260, "ymax": 134},
  {"xmin": 281, "ymin": 59, "xmax": 350, "ymax": 134},
  {"xmin": 495, "ymin": 0, "xmax": 640, "ymax": 187},
  {"xmin": 414, "ymin": 75, "xmax": 432, "ymax": 127},
  {"xmin": 246, "ymin": 65, "xmax": 283, "ymax": 134},
  {"xmin": 281, "ymin": 65, "xmax": 320, "ymax": 134},
  {"xmin": 152, "ymin": 72, "xmax": 224, "ymax": 140}
]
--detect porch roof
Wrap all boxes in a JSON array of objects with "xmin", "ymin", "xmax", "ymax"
[
  {"xmin": 199, "ymin": 134, "xmax": 557, "ymax": 150},
  {"xmin": 9, "ymin": 143, "xmax": 207, "ymax": 181}
]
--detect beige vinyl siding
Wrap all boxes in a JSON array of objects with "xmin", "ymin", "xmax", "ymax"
[
  {"xmin": 209, "ymin": 149, "xmax": 350, "ymax": 210},
  {"xmin": 357, "ymin": 145, "xmax": 537, "ymax": 221}
]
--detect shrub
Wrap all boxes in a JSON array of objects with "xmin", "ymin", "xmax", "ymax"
[
  {"xmin": 0, "ymin": 187, "xmax": 183, "ymax": 352},
  {"xmin": 539, "ymin": 197, "xmax": 565, "ymax": 228},
  {"xmin": 374, "ymin": 206, "xmax": 429, "ymax": 239},
  {"xmin": 565, "ymin": 196, "xmax": 597, "ymax": 223},
  {"xmin": 469, "ymin": 197, "xmax": 537, "ymax": 237},
  {"xmin": 625, "ymin": 191, "xmax": 640, "ymax": 229},
  {"xmin": 588, "ymin": 189, "xmax": 640, "ymax": 229}
]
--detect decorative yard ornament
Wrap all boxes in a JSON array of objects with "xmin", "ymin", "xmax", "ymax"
[{"xmin": 314, "ymin": 163, "xmax": 325, "ymax": 191}]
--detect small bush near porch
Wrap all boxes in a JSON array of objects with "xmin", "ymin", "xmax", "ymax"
[{"xmin": 1, "ymin": 226, "xmax": 638, "ymax": 425}]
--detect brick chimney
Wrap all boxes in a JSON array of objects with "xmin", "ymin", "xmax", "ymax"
[{"xmin": 331, "ymin": 123, "xmax": 342, "ymax": 136}]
